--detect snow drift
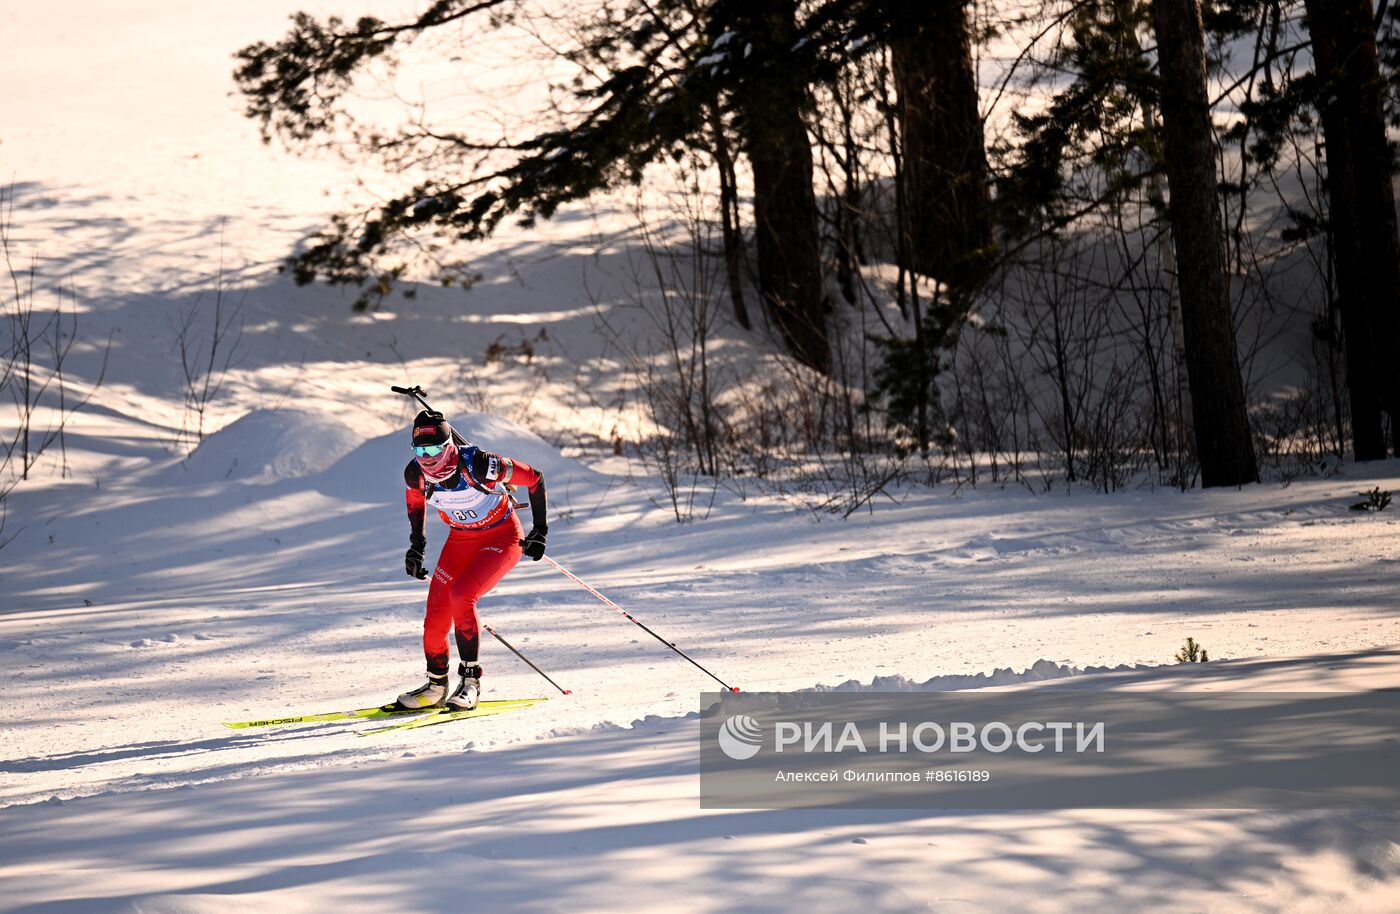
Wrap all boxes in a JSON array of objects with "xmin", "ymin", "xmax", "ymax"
[{"xmin": 166, "ymin": 408, "xmax": 364, "ymax": 484}]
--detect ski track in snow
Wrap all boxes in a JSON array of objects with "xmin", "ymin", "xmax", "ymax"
[
  {"xmin": 4, "ymin": 449, "xmax": 1400, "ymax": 912},
  {"xmin": 5, "ymin": 421, "xmax": 1400, "ymax": 914},
  {"xmin": 3, "ymin": 654, "xmax": 1400, "ymax": 914},
  {"xmin": 3, "ymin": 452, "xmax": 1400, "ymax": 815},
  {"xmin": 3, "ymin": 2, "xmax": 1400, "ymax": 910}
]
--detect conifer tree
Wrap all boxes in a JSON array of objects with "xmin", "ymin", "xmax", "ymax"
[
  {"xmin": 1152, "ymin": 0, "xmax": 1259, "ymax": 486},
  {"xmin": 1302, "ymin": 0, "xmax": 1400, "ymax": 458}
]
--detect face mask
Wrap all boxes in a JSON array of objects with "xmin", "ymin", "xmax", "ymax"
[{"xmin": 415, "ymin": 440, "xmax": 459, "ymax": 482}]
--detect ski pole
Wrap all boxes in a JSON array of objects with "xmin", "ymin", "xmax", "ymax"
[
  {"xmin": 542, "ymin": 555, "xmax": 740, "ymax": 692},
  {"xmin": 413, "ymin": 562, "xmax": 569, "ymax": 694},
  {"xmin": 482, "ymin": 622, "xmax": 572, "ymax": 695}
]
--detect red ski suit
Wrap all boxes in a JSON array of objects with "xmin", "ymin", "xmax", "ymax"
[{"xmin": 405, "ymin": 447, "xmax": 545, "ymax": 675}]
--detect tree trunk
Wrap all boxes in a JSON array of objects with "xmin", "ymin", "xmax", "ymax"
[
  {"xmin": 1303, "ymin": 0, "xmax": 1399, "ymax": 459},
  {"xmin": 1151, "ymin": 0, "xmax": 1259, "ymax": 487},
  {"xmin": 1147, "ymin": 140, "xmax": 1196, "ymax": 485},
  {"xmin": 890, "ymin": 0, "xmax": 991, "ymax": 289},
  {"xmin": 708, "ymin": 105, "xmax": 751, "ymax": 331},
  {"xmin": 718, "ymin": 0, "xmax": 830, "ymax": 374},
  {"xmin": 834, "ymin": 70, "xmax": 863, "ymax": 306}
]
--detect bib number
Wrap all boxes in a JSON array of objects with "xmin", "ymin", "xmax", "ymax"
[{"xmin": 451, "ymin": 509, "xmax": 480, "ymax": 522}]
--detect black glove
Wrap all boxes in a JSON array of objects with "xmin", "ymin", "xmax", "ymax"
[
  {"xmin": 520, "ymin": 525, "xmax": 547, "ymax": 561},
  {"xmin": 405, "ymin": 540, "xmax": 428, "ymax": 579}
]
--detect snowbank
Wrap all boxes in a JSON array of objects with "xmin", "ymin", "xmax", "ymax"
[
  {"xmin": 165, "ymin": 408, "xmax": 364, "ymax": 484},
  {"xmin": 807, "ymin": 657, "xmax": 1157, "ymax": 692},
  {"xmin": 159, "ymin": 406, "xmax": 605, "ymax": 506}
]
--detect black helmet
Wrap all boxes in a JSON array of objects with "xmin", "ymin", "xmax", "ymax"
[{"xmin": 411, "ymin": 410, "xmax": 450, "ymax": 446}]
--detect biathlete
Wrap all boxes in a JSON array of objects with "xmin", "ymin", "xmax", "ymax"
[{"xmin": 394, "ymin": 409, "xmax": 548, "ymax": 711}]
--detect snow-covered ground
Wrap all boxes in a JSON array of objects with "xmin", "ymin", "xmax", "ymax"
[
  {"xmin": 4, "ymin": 409, "xmax": 1399, "ymax": 913},
  {"xmin": 3, "ymin": 3, "xmax": 1400, "ymax": 912},
  {"xmin": 9, "ymin": 653, "xmax": 1400, "ymax": 914}
]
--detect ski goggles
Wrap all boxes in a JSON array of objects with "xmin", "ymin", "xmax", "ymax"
[{"xmin": 413, "ymin": 444, "xmax": 447, "ymax": 457}]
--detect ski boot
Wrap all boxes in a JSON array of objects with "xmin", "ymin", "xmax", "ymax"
[
  {"xmin": 395, "ymin": 672, "xmax": 448, "ymax": 711},
  {"xmin": 446, "ymin": 662, "xmax": 483, "ymax": 711}
]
